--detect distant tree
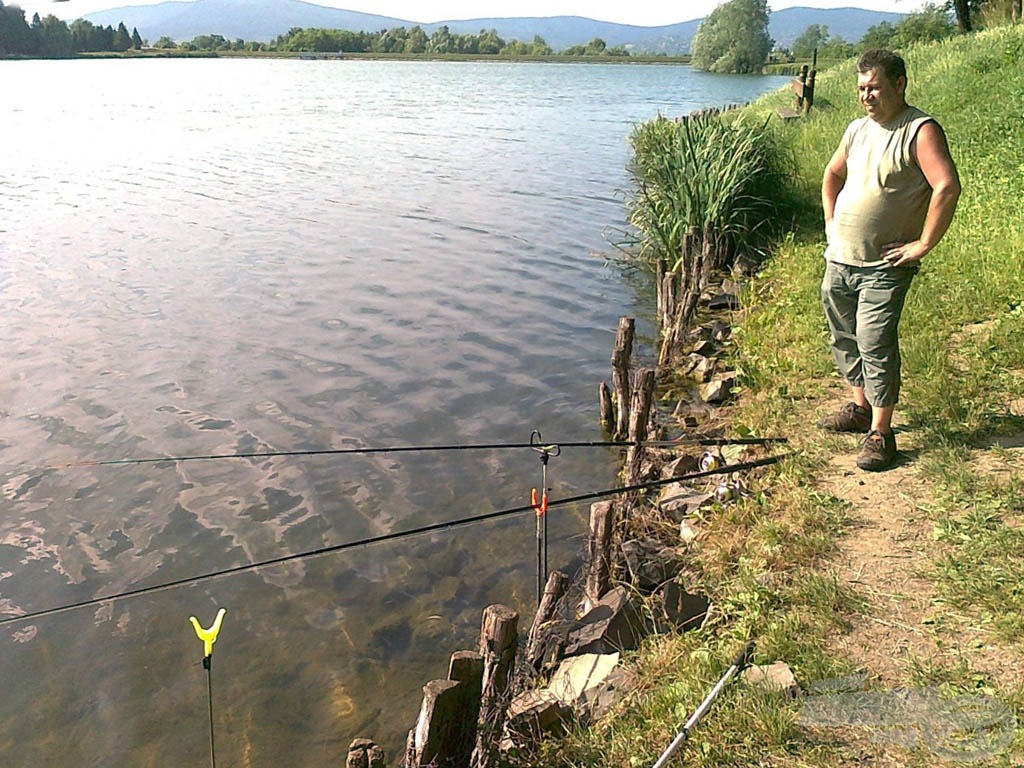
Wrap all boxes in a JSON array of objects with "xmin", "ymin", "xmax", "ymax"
[
  {"xmin": 476, "ymin": 28, "xmax": 504, "ymax": 54},
  {"xmin": 859, "ymin": 21, "xmax": 898, "ymax": 50},
  {"xmin": 427, "ymin": 25, "xmax": 454, "ymax": 54},
  {"xmin": 154, "ymin": 35, "xmax": 177, "ymax": 49},
  {"xmin": 0, "ymin": 1, "xmax": 37, "ymax": 55},
  {"xmin": 529, "ymin": 35, "xmax": 553, "ymax": 55},
  {"xmin": 951, "ymin": 0, "xmax": 973, "ymax": 31},
  {"xmin": 894, "ymin": 3, "xmax": 955, "ymax": 46},
  {"xmin": 131, "ymin": 26, "xmax": 143, "ymax": 49},
  {"xmin": 792, "ymin": 23, "xmax": 829, "ymax": 59},
  {"xmin": 36, "ymin": 14, "xmax": 74, "ymax": 57},
  {"xmin": 584, "ymin": 37, "xmax": 607, "ymax": 55},
  {"xmin": 113, "ymin": 21, "xmax": 132, "ymax": 51},
  {"xmin": 691, "ymin": 0, "xmax": 773, "ymax": 73},
  {"xmin": 403, "ymin": 25, "xmax": 427, "ymax": 53}
]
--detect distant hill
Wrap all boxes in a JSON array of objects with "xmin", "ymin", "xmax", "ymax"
[{"xmin": 81, "ymin": 0, "xmax": 905, "ymax": 52}]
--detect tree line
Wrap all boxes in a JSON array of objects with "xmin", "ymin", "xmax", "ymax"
[
  {"xmin": 0, "ymin": 3, "xmax": 635, "ymax": 59},
  {"xmin": 689, "ymin": 0, "xmax": 1020, "ymax": 73},
  {"xmin": 156, "ymin": 26, "xmax": 631, "ymax": 57},
  {"xmin": 0, "ymin": 1, "xmax": 142, "ymax": 56}
]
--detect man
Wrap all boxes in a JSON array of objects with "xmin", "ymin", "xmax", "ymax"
[{"xmin": 818, "ymin": 49, "xmax": 961, "ymax": 471}]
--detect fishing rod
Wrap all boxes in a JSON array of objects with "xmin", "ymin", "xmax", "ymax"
[
  {"xmin": 652, "ymin": 641, "xmax": 756, "ymax": 768},
  {"xmin": 0, "ymin": 452, "xmax": 792, "ymax": 627},
  {"xmin": 45, "ymin": 435, "xmax": 787, "ymax": 470}
]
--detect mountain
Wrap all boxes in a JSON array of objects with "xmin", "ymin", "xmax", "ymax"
[{"xmin": 81, "ymin": 0, "xmax": 905, "ymax": 52}]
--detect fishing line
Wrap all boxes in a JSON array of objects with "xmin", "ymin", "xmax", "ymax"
[
  {"xmin": 0, "ymin": 452, "xmax": 792, "ymax": 627},
  {"xmin": 43, "ymin": 436, "xmax": 787, "ymax": 470}
]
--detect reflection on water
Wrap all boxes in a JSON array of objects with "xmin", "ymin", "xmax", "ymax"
[{"xmin": 0, "ymin": 59, "xmax": 788, "ymax": 764}]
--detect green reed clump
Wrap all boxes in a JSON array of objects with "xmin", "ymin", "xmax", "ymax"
[{"xmin": 624, "ymin": 110, "xmax": 795, "ymax": 272}]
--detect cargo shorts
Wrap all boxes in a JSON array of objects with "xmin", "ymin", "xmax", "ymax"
[{"xmin": 821, "ymin": 260, "xmax": 918, "ymax": 408}]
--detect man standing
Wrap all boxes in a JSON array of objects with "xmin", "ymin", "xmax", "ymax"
[{"xmin": 818, "ymin": 49, "xmax": 961, "ymax": 471}]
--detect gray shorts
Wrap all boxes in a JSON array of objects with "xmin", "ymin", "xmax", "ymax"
[{"xmin": 821, "ymin": 260, "xmax": 917, "ymax": 408}]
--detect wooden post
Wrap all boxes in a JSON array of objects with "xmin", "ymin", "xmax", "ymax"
[
  {"xmin": 406, "ymin": 679, "xmax": 464, "ymax": 768},
  {"xmin": 527, "ymin": 570, "xmax": 569, "ymax": 656},
  {"xmin": 448, "ymin": 651, "xmax": 484, "ymax": 768},
  {"xmin": 623, "ymin": 368, "xmax": 657, "ymax": 515},
  {"xmin": 599, "ymin": 380, "xmax": 614, "ymax": 433},
  {"xmin": 471, "ymin": 605, "xmax": 519, "ymax": 768},
  {"xmin": 611, "ymin": 317, "xmax": 635, "ymax": 440},
  {"xmin": 346, "ymin": 738, "xmax": 385, "ymax": 768},
  {"xmin": 583, "ymin": 501, "xmax": 616, "ymax": 612}
]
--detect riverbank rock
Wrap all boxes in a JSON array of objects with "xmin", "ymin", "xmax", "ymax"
[
  {"xmin": 547, "ymin": 652, "xmax": 635, "ymax": 724},
  {"xmin": 501, "ymin": 689, "xmax": 569, "ymax": 748},
  {"xmin": 743, "ymin": 661, "xmax": 800, "ymax": 698},
  {"xmin": 564, "ymin": 586, "xmax": 645, "ymax": 656},
  {"xmin": 655, "ymin": 581, "xmax": 710, "ymax": 633},
  {"xmin": 621, "ymin": 537, "xmax": 685, "ymax": 591}
]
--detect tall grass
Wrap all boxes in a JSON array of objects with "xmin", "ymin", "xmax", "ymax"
[{"xmin": 623, "ymin": 110, "xmax": 795, "ymax": 273}]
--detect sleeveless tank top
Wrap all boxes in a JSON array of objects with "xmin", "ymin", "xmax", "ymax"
[{"xmin": 825, "ymin": 105, "xmax": 935, "ymax": 267}]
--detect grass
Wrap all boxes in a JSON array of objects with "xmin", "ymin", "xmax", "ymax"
[{"xmin": 536, "ymin": 22, "xmax": 1024, "ymax": 768}]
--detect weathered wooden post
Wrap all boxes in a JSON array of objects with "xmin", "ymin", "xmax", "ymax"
[
  {"xmin": 346, "ymin": 738, "xmax": 385, "ymax": 768},
  {"xmin": 471, "ymin": 605, "xmax": 519, "ymax": 768},
  {"xmin": 583, "ymin": 500, "xmax": 616, "ymax": 612},
  {"xmin": 404, "ymin": 650, "xmax": 484, "ymax": 768},
  {"xmin": 527, "ymin": 570, "xmax": 569, "ymax": 654},
  {"xmin": 599, "ymin": 380, "xmax": 615, "ymax": 433},
  {"xmin": 623, "ymin": 368, "xmax": 657, "ymax": 515},
  {"xmin": 611, "ymin": 317, "xmax": 635, "ymax": 440}
]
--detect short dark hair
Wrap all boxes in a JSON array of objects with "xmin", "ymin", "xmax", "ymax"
[{"xmin": 857, "ymin": 49, "xmax": 907, "ymax": 84}]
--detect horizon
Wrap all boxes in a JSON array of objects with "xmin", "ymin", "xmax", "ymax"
[{"xmin": 10, "ymin": 0, "xmax": 926, "ymax": 27}]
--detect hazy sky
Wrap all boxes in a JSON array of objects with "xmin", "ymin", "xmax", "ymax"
[{"xmin": 15, "ymin": 0, "xmax": 929, "ymax": 26}]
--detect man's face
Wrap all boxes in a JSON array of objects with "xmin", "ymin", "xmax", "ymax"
[{"xmin": 857, "ymin": 67, "xmax": 906, "ymax": 124}]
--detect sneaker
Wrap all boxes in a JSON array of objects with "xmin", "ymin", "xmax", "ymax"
[
  {"xmin": 857, "ymin": 430, "xmax": 897, "ymax": 471},
  {"xmin": 817, "ymin": 402, "xmax": 872, "ymax": 433}
]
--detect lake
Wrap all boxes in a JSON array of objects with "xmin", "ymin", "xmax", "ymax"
[{"xmin": 0, "ymin": 58, "xmax": 787, "ymax": 765}]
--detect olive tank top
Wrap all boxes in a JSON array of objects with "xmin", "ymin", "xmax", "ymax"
[{"xmin": 825, "ymin": 105, "xmax": 935, "ymax": 267}]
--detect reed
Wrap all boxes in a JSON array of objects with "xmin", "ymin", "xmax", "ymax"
[{"xmin": 624, "ymin": 109, "xmax": 793, "ymax": 274}]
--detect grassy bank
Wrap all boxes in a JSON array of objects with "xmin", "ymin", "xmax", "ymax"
[{"xmin": 544, "ymin": 24, "xmax": 1024, "ymax": 768}]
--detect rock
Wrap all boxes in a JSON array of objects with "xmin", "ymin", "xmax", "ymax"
[
  {"xmin": 501, "ymin": 689, "xmax": 568, "ymax": 747},
  {"xmin": 564, "ymin": 587, "xmax": 646, "ymax": 656},
  {"xmin": 548, "ymin": 652, "xmax": 620, "ymax": 706},
  {"xmin": 657, "ymin": 581, "xmax": 709, "ymax": 632},
  {"xmin": 710, "ymin": 320, "xmax": 732, "ymax": 342},
  {"xmin": 692, "ymin": 339, "xmax": 717, "ymax": 357},
  {"xmin": 699, "ymin": 375, "xmax": 737, "ymax": 404},
  {"xmin": 346, "ymin": 738, "xmax": 385, "ymax": 768},
  {"xmin": 620, "ymin": 538, "xmax": 684, "ymax": 591},
  {"xmin": 707, "ymin": 288, "xmax": 741, "ymax": 311},
  {"xmin": 661, "ymin": 454, "xmax": 700, "ymax": 479},
  {"xmin": 658, "ymin": 484, "xmax": 714, "ymax": 521},
  {"xmin": 690, "ymin": 356, "xmax": 717, "ymax": 383},
  {"xmin": 548, "ymin": 652, "xmax": 635, "ymax": 724},
  {"xmin": 743, "ymin": 661, "xmax": 800, "ymax": 698},
  {"xmin": 678, "ymin": 519, "xmax": 699, "ymax": 544}
]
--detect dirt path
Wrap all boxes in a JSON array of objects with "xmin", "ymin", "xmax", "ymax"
[{"xmin": 811, "ymin": 398, "xmax": 1024, "ymax": 765}]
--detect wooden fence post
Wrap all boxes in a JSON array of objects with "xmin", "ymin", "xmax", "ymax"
[
  {"xmin": 583, "ymin": 500, "xmax": 617, "ymax": 612},
  {"xmin": 623, "ymin": 368, "xmax": 657, "ymax": 514},
  {"xmin": 611, "ymin": 317, "xmax": 635, "ymax": 440},
  {"xmin": 470, "ymin": 605, "xmax": 519, "ymax": 768}
]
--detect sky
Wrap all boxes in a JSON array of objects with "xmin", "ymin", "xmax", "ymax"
[{"xmin": 14, "ymin": 0, "xmax": 931, "ymax": 27}]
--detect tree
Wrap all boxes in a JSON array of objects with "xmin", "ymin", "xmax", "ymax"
[
  {"xmin": 691, "ymin": 0, "xmax": 773, "ymax": 73},
  {"xmin": 894, "ymin": 3, "xmax": 955, "ymax": 46},
  {"xmin": 154, "ymin": 35, "xmax": 177, "ymax": 49},
  {"xmin": 112, "ymin": 20, "xmax": 132, "ymax": 51},
  {"xmin": 859, "ymin": 21, "xmax": 898, "ymax": 50},
  {"xmin": 131, "ymin": 26, "xmax": 143, "ymax": 49},
  {"xmin": 792, "ymin": 24, "xmax": 829, "ymax": 59},
  {"xmin": 0, "ymin": 1, "xmax": 37, "ymax": 55},
  {"xmin": 36, "ymin": 14, "xmax": 74, "ymax": 57}
]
